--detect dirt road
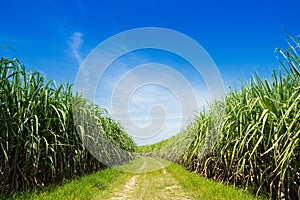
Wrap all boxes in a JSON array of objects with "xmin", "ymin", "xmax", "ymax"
[{"xmin": 110, "ymin": 157, "xmax": 192, "ymax": 200}]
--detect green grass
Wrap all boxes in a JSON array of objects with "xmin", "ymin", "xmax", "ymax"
[
  {"xmin": 3, "ymin": 159, "xmax": 263, "ymax": 200},
  {"xmin": 1, "ymin": 168, "xmax": 130, "ymax": 200},
  {"xmin": 115, "ymin": 155, "xmax": 171, "ymax": 173},
  {"xmin": 166, "ymin": 163, "xmax": 265, "ymax": 200}
]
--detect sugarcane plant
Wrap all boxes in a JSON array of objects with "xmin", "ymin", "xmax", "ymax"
[
  {"xmin": 180, "ymin": 36, "xmax": 299, "ymax": 199},
  {"xmin": 0, "ymin": 57, "xmax": 136, "ymax": 195}
]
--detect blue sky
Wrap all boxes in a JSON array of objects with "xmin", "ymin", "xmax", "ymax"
[{"xmin": 1, "ymin": 0, "xmax": 299, "ymax": 145}]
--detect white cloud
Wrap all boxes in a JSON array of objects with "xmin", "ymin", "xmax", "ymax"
[
  {"xmin": 79, "ymin": 49, "xmax": 213, "ymax": 145},
  {"xmin": 94, "ymin": 62, "xmax": 210, "ymax": 145},
  {"xmin": 69, "ymin": 32, "xmax": 83, "ymax": 65}
]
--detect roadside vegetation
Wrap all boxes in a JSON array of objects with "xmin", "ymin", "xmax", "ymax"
[{"xmin": 3, "ymin": 160, "xmax": 263, "ymax": 200}]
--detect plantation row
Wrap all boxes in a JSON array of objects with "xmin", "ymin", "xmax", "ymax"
[
  {"xmin": 0, "ymin": 58, "xmax": 136, "ymax": 195},
  {"xmin": 139, "ymin": 38, "xmax": 300, "ymax": 199}
]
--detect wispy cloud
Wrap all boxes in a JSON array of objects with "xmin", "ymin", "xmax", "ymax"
[{"xmin": 69, "ymin": 32, "xmax": 83, "ymax": 65}]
